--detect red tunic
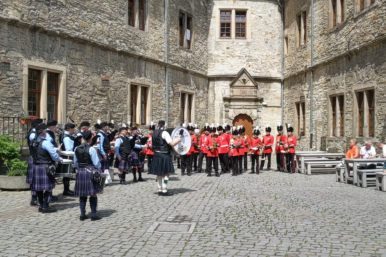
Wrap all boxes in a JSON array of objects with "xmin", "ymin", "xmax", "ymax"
[
  {"xmin": 262, "ymin": 135, "xmax": 274, "ymax": 154},
  {"xmin": 242, "ymin": 135, "xmax": 251, "ymax": 153},
  {"xmin": 237, "ymin": 138, "xmax": 246, "ymax": 156},
  {"xmin": 199, "ymin": 134, "xmax": 209, "ymax": 154},
  {"xmin": 143, "ymin": 134, "xmax": 154, "ymax": 155},
  {"xmin": 287, "ymin": 135, "xmax": 297, "ymax": 154},
  {"xmin": 230, "ymin": 138, "xmax": 239, "ymax": 157},
  {"xmin": 275, "ymin": 134, "xmax": 287, "ymax": 154},
  {"xmin": 218, "ymin": 133, "xmax": 230, "ymax": 154},
  {"xmin": 250, "ymin": 137, "xmax": 262, "ymax": 155},
  {"xmin": 190, "ymin": 134, "xmax": 198, "ymax": 154},
  {"xmin": 206, "ymin": 135, "xmax": 219, "ymax": 157}
]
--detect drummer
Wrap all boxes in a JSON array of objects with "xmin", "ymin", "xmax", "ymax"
[
  {"xmin": 61, "ymin": 123, "xmax": 76, "ymax": 196},
  {"xmin": 149, "ymin": 120, "xmax": 182, "ymax": 196},
  {"xmin": 73, "ymin": 131, "xmax": 102, "ymax": 221}
]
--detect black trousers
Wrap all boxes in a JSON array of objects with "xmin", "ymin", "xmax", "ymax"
[
  {"xmin": 229, "ymin": 155, "xmax": 233, "ymax": 171},
  {"xmin": 232, "ymin": 156, "xmax": 239, "ymax": 175},
  {"xmin": 243, "ymin": 153, "xmax": 248, "ymax": 170},
  {"xmin": 276, "ymin": 153, "xmax": 285, "ymax": 171},
  {"xmin": 260, "ymin": 153, "xmax": 271, "ymax": 170},
  {"xmin": 147, "ymin": 155, "xmax": 153, "ymax": 172},
  {"xmin": 238, "ymin": 156, "xmax": 243, "ymax": 173},
  {"xmin": 286, "ymin": 153, "xmax": 295, "ymax": 173},
  {"xmin": 207, "ymin": 157, "xmax": 219, "ymax": 174},
  {"xmin": 198, "ymin": 152, "xmax": 207, "ymax": 172},
  {"xmin": 251, "ymin": 155, "xmax": 260, "ymax": 172},
  {"xmin": 219, "ymin": 153, "xmax": 229, "ymax": 173},
  {"xmin": 191, "ymin": 152, "xmax": 198, "ymax": 170},
  {"xmin": 181, "ymin": 155, "xmax": 192, "ymax": 174}
]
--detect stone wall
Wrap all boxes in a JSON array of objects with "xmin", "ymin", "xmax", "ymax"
[{"xmin": 207, "ymin": 0, "xmax": 282, "ymax": 77}]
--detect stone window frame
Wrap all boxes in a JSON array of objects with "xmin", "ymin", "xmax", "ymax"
[
  {"xmin": 179, "ymin": 10, "xmax": 194, "ymax": 50},
  {"xmin": 23, "ymin": 60, "xmax": 67, "ymax": 124},
  {"xmin": 352, "ymin": 84, "xmax": 376, "ymax": 138},
  {"xmin": 125, "ymin": 0, "xmax": 149, "ymax": 32},
  {"xmin": 327, "ymin": 91, "xmax": 345, "ymax": 138},
  {"xmin": 294, "ymin": 101, "xmax": 306, "ymax": 137},
  {"xmin": 128, "ymin": 82, "xmax": 152, "ymax": 126},
  {"xmin": 329, "ymin": 0, "xmax": 346, "ymax": 28},
  {"xmin": 284, "ymin": 35, "xmax": 289, "ymax": 55},
  {"xmin": 215, "ymin": 6, "xmax": 252, "ymax": 42},
  {"xmin": 179, "ymin": 89, "xmax": 195, "ymax": 125},
  {"xmin": 296, "ymin": 10, "xmax": 307, "ymax": 47},
  {"xmin": 354, "ymin": 0, "xmax": 378, "ymax": 18}
]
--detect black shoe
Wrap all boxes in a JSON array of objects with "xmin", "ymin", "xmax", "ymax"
[
  {"xmin": 187, "ymin": 172, "xmax": 192, "ymax": 176},
  {"xmin": 119, "ymin": 180, "xmax": 122, "ymax": 184},
  {"xmin": 80, "ymin": 215, "xmax": 89, "ymax": 221},
  {"xmin": 207, "ymin": 173, "xmax": 212, "ymax": 177},
  {"xmin": 160, "ymin": 191, "xmax": 174, "ymax": 196},
  {"xmin": 249, "ymin": 171, "xmax": 255, "ymax": 174},
  {"xmin": 30, "ymin": 199, "xmax": 40, "ymax": 206},
  {"xmin": 133, "ymin": 178, "xmax": 138, "ymax": 183},
  {"xmin": 51, "ymin": 196, "xmax": 59, "ymax": 201},
  {"xmin": 215, "ymin": 173, "xmax": 220, "ymax": 177},
  {"xmin": 256, "ymin": 171, "xmax": 260, "ymax": 174},
  {"xmin": 38, "ymin": 207, "xmax": 42, "ymax": 212},
  {"xmin": 91, "ymin": 215, "xmax": 101, "ymax": 221},
  {"xmin": 138, "ymin": 178, "xmax": 145, "ymax": 182},
  {"xmin": 197, "ymin": 170, "xmax": 202, "ymax": 173},
  {"xmin": 63, "ymin": 190, "xmax": 74, "ymax": 196},
  {"xmin": 122, "ymin": 181, "xmax": 128, "ymax": 185},
  {"xmin": 41, "ymin": 207, "xmax": 57, "ymax": 213},
  {"xmin": 181, "ymin": 173, "xmax": 186, "ymax": 176}
]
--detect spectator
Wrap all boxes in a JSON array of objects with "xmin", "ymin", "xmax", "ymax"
[
  {"xmin": 346, "ymin": 139, "xmax": 360, "ymax": 159},
  {"xmin": 359, "ymin": 140, "xmax": 376, "ymax": 169}
]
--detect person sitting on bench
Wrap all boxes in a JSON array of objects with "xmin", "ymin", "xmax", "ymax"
[{"xmin": 359, "ymin": 141, "xmax": 376, "ymax": 169}]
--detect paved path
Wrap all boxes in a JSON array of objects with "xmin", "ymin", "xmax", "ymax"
[{"xmin": 1, "ymin": 168, "xmax": 386, "ymax": 257}]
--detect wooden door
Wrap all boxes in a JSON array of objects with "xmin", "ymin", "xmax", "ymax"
[{"xmin": 233, "ymin": 114, "xmax": 253, "ymax": 139}]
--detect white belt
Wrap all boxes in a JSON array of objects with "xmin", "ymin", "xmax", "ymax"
[{"xmin": 220, "ymin": 145, "xmax": 229, "ymax": 147}]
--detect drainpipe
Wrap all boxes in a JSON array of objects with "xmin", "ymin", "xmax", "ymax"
[
  {"xmin": 310, "ymin": 0, "xmax": 315, "ymax": 149},
  {"xmin": 277, "ymin": 0, "xmax": 284, "ymax": 126},
  {"xmin": 165, "ymin": 0, "xmax": 169, "ymax": 125}
]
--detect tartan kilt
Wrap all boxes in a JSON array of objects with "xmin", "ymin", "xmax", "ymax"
[
  {"xmin": 31, "ymin": 164, "xmax": 56, "ymax": 191},
  {"xmin": 149, "ymin": 152, "xmax": 175, "ymax": 176},
  {"xmin": 26, "ymin": 156, "xmax": 34, "ymax": 184},
  {"xmin": 130, "ymin": 151, "xmax": 144, "ymax": 167},
  {"xmin": 100, "ymin": 159, "xmax": 110, "ymax": 171},
  {"xmin": 74, "ymin": 166, "xmax": 101, "ymax": 197},
  {"xmin": 116, "ymin": 157, "xmax": 131, "ymax": 171}
]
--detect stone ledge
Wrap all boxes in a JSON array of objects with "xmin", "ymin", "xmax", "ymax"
[{"xmin": 354, "ymin": 2, "xmax": 379, "ymax": 19}]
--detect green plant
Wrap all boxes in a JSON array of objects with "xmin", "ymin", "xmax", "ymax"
[
  {"xmin": 5, "ymin": 158, "xmax": 28, "ymax": 176},
  {"xmin": 0, "ymin": 135, "xmax": 22, "ymax": 171},
  {"xmin": 7, "ymin": 169, "xmax": 27, "ymax": 176},
  {"xmin": 21, "ymin": 116, "xmax": 31, "ymax": 119}
]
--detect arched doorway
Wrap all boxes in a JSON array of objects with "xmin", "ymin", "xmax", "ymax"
[{"xmin": 233, "ymin": 114, "xmax": 253, "ymax": 139}]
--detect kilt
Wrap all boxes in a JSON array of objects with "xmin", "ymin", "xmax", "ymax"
[
  {"xmin": 130, "ymin": 151, "xmax": 144, "ymax": 167},
  {"xmin": 149, "ymin": 152, "xmax": 175, "ymax": 176},
  {"xmin": 74, "ymin": 166, "xmax": 101, "ymax": 197},
  {"xmin": 100, "ymin": 159, "xmax": 110, "ymax": 171},
  {"xmin": 26, "ymin": 156, "xmax": 34, "ymax": 184},
  {"xmin": 31, "ymin": 164, "xmax": 56, "ymax": 191},
  {"xmin": 116, "ymin": 157, "xmax": 131, "ymax": 171}
]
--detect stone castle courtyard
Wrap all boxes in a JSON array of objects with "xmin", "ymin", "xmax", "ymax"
[{"xmin": 1, "ymin": 168, "xmax": 386, "ymax": 257}]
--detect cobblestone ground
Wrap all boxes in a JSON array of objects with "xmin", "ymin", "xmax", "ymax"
[{"xmin": 1, "ymin": 165, "xmax": 386, "ymax": 257}]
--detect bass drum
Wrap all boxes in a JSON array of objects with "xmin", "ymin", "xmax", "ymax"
[{"xmin": 165, "ymin": 127, "xmax": 191, "ymax": 155}]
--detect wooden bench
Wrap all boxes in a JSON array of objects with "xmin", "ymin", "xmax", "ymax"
[
  {"xmin": 376, "ymin": 172, "xmax": 386, "ymax": 192},
  {"xmin": 305, "ymin": 160, "xmax": 341, "ymax": 175},
  {"xmin": 356, "ymin": 169, "xmax": 382, "ymax": 188},
  {"xmin": 336, "ymin": 166, "xmax": 345, "ymax": 182}
]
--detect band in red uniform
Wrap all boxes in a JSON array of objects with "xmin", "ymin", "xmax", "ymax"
[
  {"xmin": 249, "ymin": 126, "xmax": 262, "ymax": 174},
  {"xmin": 206, "ymin": 124, "xmax": 220, "ymax": 177},
  {"xmin": 230, "ymin": 127, "xmax": 241, "ymax": 176},
  {"xmin": 285, "ymin": 124, "xmax": 297, "ymax": 173},
  {"xmin": 217, "ymin": 123, "xmax": 230, "ymax": 174},
  {"xmin": 181, "ymin": 123, "xmax": 193, "ymax": 176},
  {"xmin": 240, "ymin": 125, "xmax": 250, "ymax": 172},
  {"xmin": 191, "ymin": 124, "xmax": 199, "ymax": 172},
  {"xmin": 275, "ymin": 123, "xmax": 287, "ymax": 172},
  {"xmin": 225, "ymin": 124, "xmax": 233, "ymax": 172},
  {"xmin": 260, "ymin": 125, "xmax": 274, "ymax": 170},
  {"xmin": 198, "ymin": 124, "xmax": 210, "ymax": 173}
]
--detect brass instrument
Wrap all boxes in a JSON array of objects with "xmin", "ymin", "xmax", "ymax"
[{"xmin": 260, "ymin": 144, "xmax": 266, "ymax": 160}]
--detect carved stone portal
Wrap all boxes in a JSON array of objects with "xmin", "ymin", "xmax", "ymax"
[{"xmin": 223, "ymin": 68, "xmax": 263, "ymax": 125}]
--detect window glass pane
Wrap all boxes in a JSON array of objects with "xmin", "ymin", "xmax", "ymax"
[
  {"xmin": 28, "ymin": 93, "xmax": 38, "ymax": 116},
  {"xmin": 47, "ymin": 73, "xmax": 58, "ymax": 92}
]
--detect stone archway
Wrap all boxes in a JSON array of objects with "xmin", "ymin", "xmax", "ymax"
[{"xmin": 233, "ymin": 114, "xmax": 253, "ymax": 139}]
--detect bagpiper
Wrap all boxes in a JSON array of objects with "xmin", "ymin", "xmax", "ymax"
[
  {"xmin": 26, "ymin": 118, "xmax": 44, "ymax": 206},
  {"xmin": 260, "ymin": 125, "xmax": 274, "ymax": 170},
  {"xmin": 275, "ymin": 123, "xmax": 287, "ymax": 172},
  {"xmin": 286, "ymin": 124, "xmax": 297, "ymax": 173},
  {"xmin": 149, "ymin": 120, "xmax": 182, "ymax": 196},
  {"xmin": 129, "ymin": 126, "xmax": 148, "ymax": 182},
  {"xmin": 250, "ymin": 126, "xmax": 263, "ymax": 174},
  {"xmin": 31, "ymin": 123, "xmax": 62, "ymax": 213},
  {"xmin": 59, "ymin": 123, "xmax": 76, "ymax": 196},
  {"xmin": 114, "ymin": 127, "xmax": 132, "ymax": 184},
  {"xmin": 97, "ymin": 122, "xmax": 112, "ymax": 175},
  {"xmin": 73, "ymin": 131, "xmax": 102, "ymax": 221},
  {"xmin": 217, "ymin": 123, "xmax": 230, "ymax": 174}
]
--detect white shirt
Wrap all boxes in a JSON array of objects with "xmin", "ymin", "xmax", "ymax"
[
  {"xmin": 382, "ymin": 145, "xmax": 386, "ymax": 158},
  {"xmin": 360, "ymin": 146, "xmax": 376, "ymax": 159},
  {"xmin": 162, "ymin": 131, "xmax": 172, "ymax": 144}
]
